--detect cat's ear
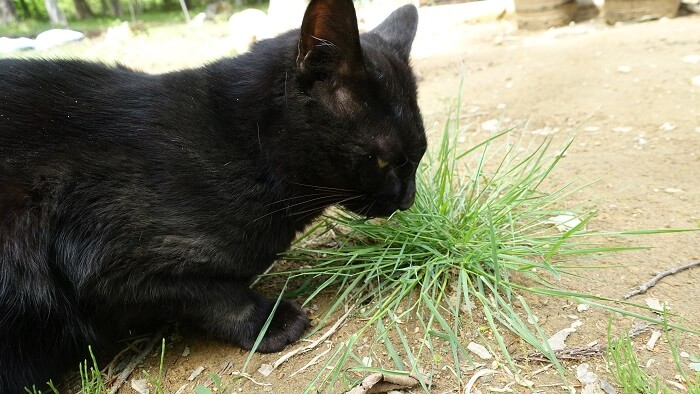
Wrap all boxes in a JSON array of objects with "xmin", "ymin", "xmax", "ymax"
[
  {"xmin": 297, "ymin": 0, "xmax": 365, "ymax": 79},
  {"xmin": 370, "ymin": 5, "xmax": 419, "ymax": 63}
]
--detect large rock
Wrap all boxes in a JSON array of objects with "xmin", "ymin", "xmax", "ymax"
[
  {"xmin": 228, "ymin": 8, "xmax": 271, "ymax": 54},
  {"xmin": 267, "ymin": 0, "xmax": 307, "ymax": 34}
]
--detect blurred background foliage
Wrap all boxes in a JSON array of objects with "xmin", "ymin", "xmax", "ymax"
[{"xmin": 0, "ymin": 0, "xmax": 266, "ymax": 35}]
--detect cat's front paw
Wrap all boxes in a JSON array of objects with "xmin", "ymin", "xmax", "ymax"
[{"xmin": 246, "ymin": 299, "xmax": 310, "ymax": 353}]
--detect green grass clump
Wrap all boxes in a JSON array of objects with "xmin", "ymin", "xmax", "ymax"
[
  {"xmin": 266, "ymin": 99, "xmax": 692, "ymax": 392},
  {"xmin": 607, "ymin": 322, "xmax": 700, "ymax": 394}
]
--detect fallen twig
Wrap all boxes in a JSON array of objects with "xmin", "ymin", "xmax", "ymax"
[
  {"xmin": 269, "ymin": 306, "xmax": 353, "ymax": 371},
  {"xmin": 624, "ymin": 260, "xmax": 700, "ymax": 299},
  {"xmin": 523, "ymin": 323, "xmax": 651, "ymax": 363},
  {"xmin": 107, "ymin": 328, "xmax": 166, "ymax": 394},
  {"xmin": 346, "ymin": 373, "xmax": 420, "ymax": 394},
  {"xmin": 104, "ymin": 338, "xmax": 148, "ymax": 382},
  {"xmin": 524, "ymin": 343, "xmax": 605, "ymax": 362}
]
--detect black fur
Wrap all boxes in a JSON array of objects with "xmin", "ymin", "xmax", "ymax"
[{"xmin": 0, "ymin": 1, "xmax": 425, "ymax": 391}]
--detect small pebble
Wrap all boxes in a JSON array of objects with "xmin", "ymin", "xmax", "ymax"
[
  {"xmin": 258, "ymin": 363, "xmax": 273, "ymax": 377},
  {"xmin": 683, "ymin": 55, "xmax": 700, "ymax": 64},
  {"xmin": 481, "ymin": 119, "xmax": 499, "ymax": 132},
  {"xmin": 131, "ymin": 379, "xmax": 149, "ymax": 394},
  {"xmin": 617, "ymin": 65, "xmax": 632, "ymax": 73},
  {"xmin": 613, "ymin": 126, "xmax": 633, "ymax": 133},
  {"xmin": 531, "ymin": 126, "xmax": 559, "ymax": 136},
  {"xmin": 659, "ymin": 122, "xmax": 676, "ymax": 131}
]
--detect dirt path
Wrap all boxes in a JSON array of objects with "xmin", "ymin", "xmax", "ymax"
[{"xmin": 32, "ymin": 10, "xmax": 698, "ymax": 394}]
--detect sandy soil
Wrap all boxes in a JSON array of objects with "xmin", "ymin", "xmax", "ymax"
[{"xmin": 20, "ymin": 7, "xmax": 698, "ymax": 394}]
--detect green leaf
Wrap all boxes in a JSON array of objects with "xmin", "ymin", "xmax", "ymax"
[
  {"xmin": 194, "ymin": 386, "xmax": 213, "ymax": 394},
  {"xmin": 209, "ymin": 372, "xmax": 222, "ymax": 388}
]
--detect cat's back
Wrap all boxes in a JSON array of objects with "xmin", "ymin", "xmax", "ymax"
[
  {"xmin": 0, "ymin": 59, "xmax": 212, "ymax": 158},
  {"xmin": 0, "ymin": 58, "xmax": 145, "ymax": 107},
  {"xmin": 1, "ymin": 59, "xmax": 150, "ymax": 136}
]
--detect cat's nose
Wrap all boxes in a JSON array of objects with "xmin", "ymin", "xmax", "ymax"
[{"xmin": 398, "ymin": 180, "xmax": 416, "ymax": 210}]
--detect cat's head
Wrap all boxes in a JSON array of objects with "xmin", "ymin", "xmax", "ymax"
[{"xmin": 287, "ymin": 0, "xmax": 426, "ymax": 218}]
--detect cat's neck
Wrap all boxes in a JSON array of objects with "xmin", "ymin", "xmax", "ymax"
[{"xmin": 199, "ymin": 39, "xmax": 334, "ymax": 223}]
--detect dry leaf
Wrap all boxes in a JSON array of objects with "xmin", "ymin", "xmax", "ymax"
[
  {"xmin": 467, "ymin": 342, "xmax": 492, "ymax": 360},
  {"xmin": 576, "ymin": 363, "xmax": 598, "ymax": 385},
  {"xmin": 130, "ymin": 379, "xmax": 149, "ymax": 394},
  {"xmin": 546, "ymin": 213, "xmax": 582, "ymax": 232},
  {"xmin": 547, "ymin": 320, "xmax": 582, "ymax": 351}
]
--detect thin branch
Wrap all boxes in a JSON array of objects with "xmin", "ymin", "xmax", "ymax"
[
  {"xmin": 523, "ymin": 323, "xmax": 651, "ymax": 363},
  {"xmin": 624, "ymin": 261, "xmax": 700, "ymax": 299},
  {"xmin": 107, "ymin": 328, "xmax": 166, "ymax": 394}
]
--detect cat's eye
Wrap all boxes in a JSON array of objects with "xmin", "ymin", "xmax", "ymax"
[{"xmin": 377, "ymin": 158, "xmax": 389, "ymax": 169}]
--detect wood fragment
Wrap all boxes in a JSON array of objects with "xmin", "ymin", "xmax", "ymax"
[
  {"xmin": 624, "ymin": 261, "xmax": 700, "ymax": 299},
  {"xmin": 270, "ymin": 307, "xmax": 353, "ymax": 371},
  {"xmin": 464, "ymin": 369, "xmax": 497, "ymax": 394},
  {"xmin": 645, "ymin": 330, "xmax": 662, "ymax": 351},
  {"xmin": 107, "ymin": 328, "xmax": 166, "ymax": 394},
  {"xmin": 104, "ymin": 339, "xmax": 148, "ymax": 382},
  {"xmin": 346, "ymin": 373, "xmax": 420, "ymax": 394}
]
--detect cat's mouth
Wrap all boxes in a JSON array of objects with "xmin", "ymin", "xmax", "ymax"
[
  {"xmin": 342, "ymin": 189, "xmax": 416, "ymax": 218},
  {"xmin": 343, "ymin": 200, "xmax": 399, "ymax": 218}
]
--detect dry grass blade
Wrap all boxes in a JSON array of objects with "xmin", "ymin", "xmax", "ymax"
[{"xmin": 270, "ymin": 307, "xmax": 354, "ymax": 371}]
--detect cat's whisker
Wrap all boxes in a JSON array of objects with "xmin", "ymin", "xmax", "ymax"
[
  {"xmin": 287, "ymin": 181, "xmax": 359, "ymax": 193},
  {"xmin": 291, "ymin": 194, "xmax": 366, "ymax": 223},
  {"xmin": 248, "ymin": 193, "xmax": 362, "ymax": 225},
  {"xmin": 262, "ymin": 191, "xmax": 345, "ymax": 208}
]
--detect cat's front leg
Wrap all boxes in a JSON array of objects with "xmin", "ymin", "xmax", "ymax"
[
  {"xmin": 187, "ymin": 285, "xmax": 310, "ymax": 353},
  {"xmin": 103, "ymin": 276, "xmax": 309, "ymax": 353}
]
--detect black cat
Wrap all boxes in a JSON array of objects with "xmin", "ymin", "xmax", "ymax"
[{"xmin": 0, "ymin": 0, "xmax": 426, "ymax": 391}]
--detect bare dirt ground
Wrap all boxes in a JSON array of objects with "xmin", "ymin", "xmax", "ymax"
[{"xmin": 13, "ymin": 6, "xmax": 698, "ymax": 393}]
